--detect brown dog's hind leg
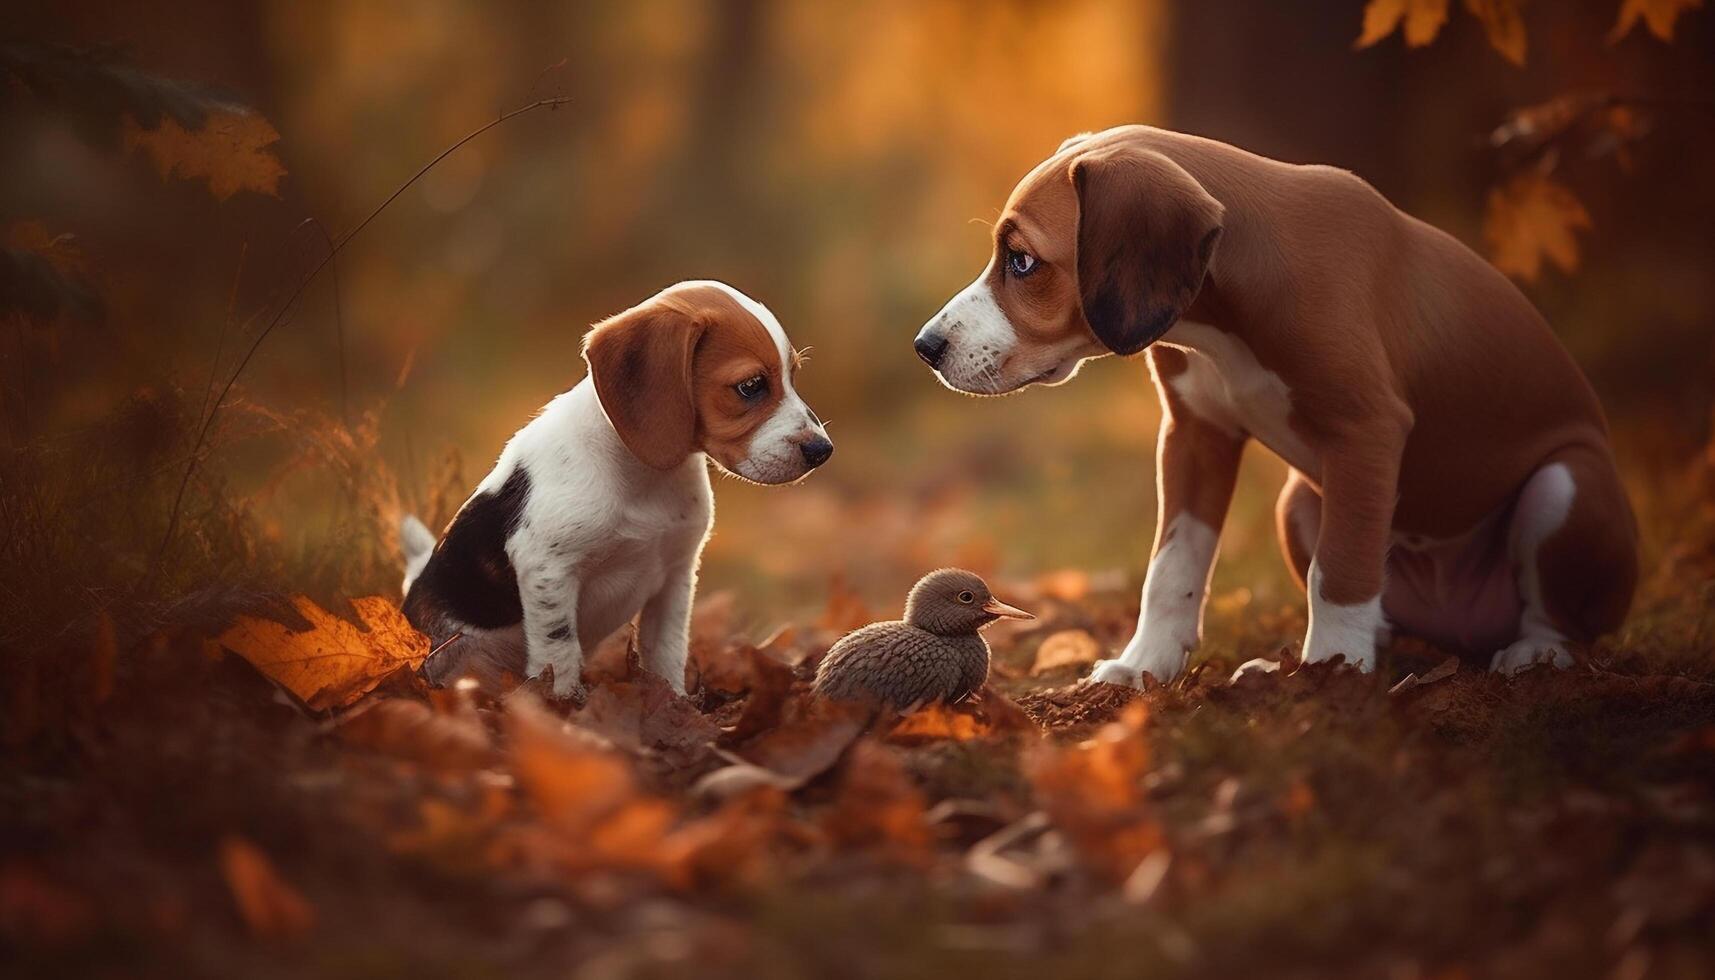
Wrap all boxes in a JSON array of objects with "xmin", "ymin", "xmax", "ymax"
[
  {"xmin": 1274, "ymin": 469, "xmax": 1321, "ymax": 593},
  {"xmin": 1491, "ymin": 444, "xmax": 1639, "ymax": 674}
]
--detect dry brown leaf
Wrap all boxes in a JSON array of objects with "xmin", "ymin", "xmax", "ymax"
[
  {"xmin": 1484, "ymin": 173, "xmax": 1592, "ymax": 282},
  {"xmin": 1609, "ymin": 0, "xmax": 1704, "ymax": 41},
  {"xmin": 820, "ymin": 740, "xmax": 932, "ymax": 864},
  {"xmin": 719, "ymin": 644, "xmax": 799, "ymax": 744},
  {"xmin": 726, "ymin": 694, "xmax": 872, "ymax": 782},
  {"xmin": 1355, "ymin": 0, "xmax": 1451, "ymax": 48},
  {"xmin": 122, "ymin": 109, "xmax": 286, "ymax": 201},
  {"xmin": 1030, "ymin": 629, "xmax": 1102, "ymax": 676},
  {"xmin": 218, "ymin": 836, "xmax": 315, "ymax": 941},
  {"xmin": 1464, "ymin": 0, "xmax": 1527, "ymax": 65},
  {"xmin": 1026, "ymin": 701, "xmax": 1162, "ymax": 879},
  {"xmin": 575, "ymin": 671, "xmax": 720, "ymax": 756},
  {"xmin": 507, "ymin": 694, "xmax": 641, "ymax": 829},
  {"xmin": 216, "ymin": 596, "xmax": 429, "ymax": 711},
  {"xmin": 658, "ymin": 785, "xmax": 792, "ymax": 888},
  {"xmin": 336, "ymin": 698, "xmax": 497, "ymax": 772}
]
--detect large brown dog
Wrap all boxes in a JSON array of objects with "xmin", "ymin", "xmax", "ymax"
[{"xmin": 912, "ymin": 126, "xmax": 1636, "ymax": 685}]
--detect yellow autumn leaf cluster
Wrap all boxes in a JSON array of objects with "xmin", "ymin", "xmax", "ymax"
[
  {"xmin": 216, "ymin": 596, "xmax": 430, "ymax": 711},
  {"xmin": 122, "ymin": 109, "xmax": 286, "ymax": 201}
]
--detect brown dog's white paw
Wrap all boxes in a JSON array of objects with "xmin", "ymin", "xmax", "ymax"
[{"xmin": 1489, "ymin": 639, "xmax": 1574, "ymax": 676}]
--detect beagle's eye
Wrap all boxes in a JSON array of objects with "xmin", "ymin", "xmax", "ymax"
[
  {"xmin": 957, "ymin": 591, "xmax": 975, "ymax": 604},
  {"xmin": 734, "ymin": 376, "xmax": 768, "ymax": 401},
  {"xmin": 1005, "ymin": 249, "xmax": 1038, "ymax": 277}
]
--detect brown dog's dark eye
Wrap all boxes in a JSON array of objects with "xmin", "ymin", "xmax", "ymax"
[
  {"xmin": 957, "ymin": 590, "xmax": 975, "ymax": 604},
  {"xmin": 1006, "ymin": 249, "xmax": 1037, "ymax": 277},
  {"xmin": 735, "ymin": 376, "xmax": 768, "ymax": 401}
]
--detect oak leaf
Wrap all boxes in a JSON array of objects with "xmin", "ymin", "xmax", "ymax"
[
  {"xmin": 1609, "ymin": 0, "xmax": 1705, "ymax": 42},
  {"xmin": 122, "ymin": 109, "xmax": 286, "ymax": 201},
  {"xmin": 1026, "ymin": 701, "xmax": 1162, "ymax": 879},
  {"xmin": 1464, "ymin": 0, "xmax": 1527, "ymax": 65},
  {"xmin": 219, "ymin": 836, "xmax": 315, "ymax": 940},
  {"xmin": 1355, "ymin": 0, "xmax": 1451, "ymax": 48},
  {"xmin": 215, "ymin": 596, "xmax": 430, "ymax": 711},
  {"xmin": 1484, "ymin": 173, "xmax": 1592, "ymax": 282}
]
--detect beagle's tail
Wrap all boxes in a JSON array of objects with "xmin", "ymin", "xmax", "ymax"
[{"xmin": 399, "ymin": 514, "xmax": 437, "ymax": 594}]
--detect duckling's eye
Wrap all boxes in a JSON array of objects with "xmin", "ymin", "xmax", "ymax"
[
  {"xmin": 957, "ymin": 591, "xmax": 975, "ymax": 604},
  {"xmin": 734, "ymin": 376, "xmax": 768, "ymax": 401}
]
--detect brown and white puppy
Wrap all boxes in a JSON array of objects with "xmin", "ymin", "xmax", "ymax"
[
  {"xmin": 401, "ymin": 281, "xmax": 832, "ymax": 700},
  {"xmin": 913, "ymin": 126, "xmax": 1637, "ymax": 684}
]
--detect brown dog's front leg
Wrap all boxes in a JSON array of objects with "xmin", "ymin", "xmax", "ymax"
[
  {"xmin": 1300, "ymin": 410, "xmax": 1411, "ymax": 671},
  {"xmin": 1090, "ymin": 348, "xmax": 1247, "ymax": 687}
]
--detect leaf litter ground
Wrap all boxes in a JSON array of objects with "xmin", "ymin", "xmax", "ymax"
[{"xmin": 4, "ymin": 574, "xmax": 1715, "ymax": 979}]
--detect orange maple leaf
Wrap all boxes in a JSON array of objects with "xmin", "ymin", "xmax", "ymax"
[
  {"xmin": 1355, "ymin": 0, "xmax": 1451, "ymax": 48},
  {"xmin": 1484, "ymin": 173, "xmax": 1593, "ymax": 282},
  {"xmin": 1464, "ymin": 0, "xmax": 1528, "ymax": 65},
  {"xmin": 122, "ymin": 109, "xmax": 286, "ymax": 201},
  {"xmin": 1609, "ymin": 0, "xmax": 1705, "ymax": 42},
  {"xmin": 216, "ymin": 596, "xmax": 429, "ymax": 711}
]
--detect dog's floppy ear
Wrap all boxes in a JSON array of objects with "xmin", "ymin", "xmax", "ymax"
[
  {"xmin": 1070, "ymin": 146, "xmax": 1224, "ymax": 356},
  {"xmin": 583, "ymin": 297, "xmax": 705, "ymax": 470}
]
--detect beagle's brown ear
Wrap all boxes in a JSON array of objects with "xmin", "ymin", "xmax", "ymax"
[
  {"xmin": 582, "ymin": 299, "xmax": 705, "ymax": 470},
  {"xmin": 1070, "ymin": 146, "xmax": 1224, "ymax": 356}
]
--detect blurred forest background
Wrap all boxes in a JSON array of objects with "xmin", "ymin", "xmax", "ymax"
[{"xmin": 4, "ymin": 0, "xmax": 1713, "ymax": 642}]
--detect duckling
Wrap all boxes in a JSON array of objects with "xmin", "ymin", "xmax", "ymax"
[{"xmin": 813, "ymin": 568, "xmax": 1033, "ymax": 711}]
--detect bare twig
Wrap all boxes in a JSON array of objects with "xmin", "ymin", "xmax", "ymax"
[{"xmin": 147, "ymin": 95, "xmax": 573, "ymax": 589}]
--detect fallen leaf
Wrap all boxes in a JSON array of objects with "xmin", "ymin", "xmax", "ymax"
[
  {"xmin": 1484, "ymin": 173, "xmax": 1592, "ymax": 282},
  {"xmin": 508, "ymin": 694, "xmax": 641, "ymax": 829},
  {"xmin": 336, "ymin": 698, "xmax": 497, "ymax": 772},
  {"xmin": 575, "ymin": 671, "xmax": 720, "ymax": 757},
  {"xmin": 1030, "ymin": 629, "xmax": 1102, "ymax": 676},
  {"xmin": 888, "ymin": 702, "xmax": 994, "ymax": 742},
  {"xmin": 219, "ymin": 836, "xmax": 315, "ymax": 940},
  {"xmin": 1355, "ymin": 0, "xmax": 1451, "ymax": 48},
  {"xmin": 1026, "ymin": 701, "xmax": 1162, "ymax": 879},
  {"xmin": 726, "ymin": 694, "xmax": 872, "ymax": 782},
  {"xmin": 1609, "ymin": 0, "xmax": 1704, "ymax": 42},
  {"xmin": 216, "ymin": 596, "xmax": 430, "ymax": 711},
  {"xmin": 820, "ymin": 740, "xmax": 932, "ymax": 864},
  {"xmin": 122, "ymin": 109, "xmax": 286, "ymax": 201},
  {"xmin": 1464, "ymin": 0, "xmax": 1527, "ymax": 65},
  {"xmin": 718, "ymin": 645, "xmax": 799, "ymax": 744}
]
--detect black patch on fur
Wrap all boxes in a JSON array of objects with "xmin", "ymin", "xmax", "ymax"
[
  {"xmin": 546, "ymin": 623, "xmax": 571, "ymax": 641},
  {"xmin": 403, "ymin": 465, "xmax": 532, "ymax": 631}
]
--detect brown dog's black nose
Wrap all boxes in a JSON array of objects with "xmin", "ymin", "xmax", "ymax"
[
  {"xmin": 800, "ymin": 436, "xmax": 833, "ymax": 468},
  {"xmin": 914, "ymin": 333, "xmax": 949, "ymax": 369}
]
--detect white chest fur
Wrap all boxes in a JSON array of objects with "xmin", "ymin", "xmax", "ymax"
[{"xmin": 1159, "ymin": 321, "xmax": 1322, "ymax": 477}]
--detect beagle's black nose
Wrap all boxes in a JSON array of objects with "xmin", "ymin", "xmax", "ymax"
[
  {"xmin": 914, "ymin": 333, "xmax": 949, "ymax": 369},
  {"xmin": 800, "ymin": 436, "xmax": 834, "ymax": 468}
]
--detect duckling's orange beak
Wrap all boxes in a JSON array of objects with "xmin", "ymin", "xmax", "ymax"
[{"xmin": 982, "ymin": 597, "xmax": 1035, "ymax": 620}]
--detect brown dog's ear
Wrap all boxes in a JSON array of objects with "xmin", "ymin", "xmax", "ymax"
[
  {"xmin": 582, "ymin": 298, "xmax": 705, "ymax": 470},
  {"xmin": 1070, "ymin": 146, "xmax": 1224, "ymax": 355}
]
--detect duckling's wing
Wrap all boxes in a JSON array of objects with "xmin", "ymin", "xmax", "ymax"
[{"xmin": 813, "ymin": 622, "xmax": 900, "ymax": 700}]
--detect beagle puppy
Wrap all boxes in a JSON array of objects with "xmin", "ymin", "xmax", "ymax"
[
  {"xmin": 913, "ymin": 126, "xmax": 1637, "ymax": 685},
  {"xmin": 400, "ymin": 281, "xmax": 833, "ymax": 700}
]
